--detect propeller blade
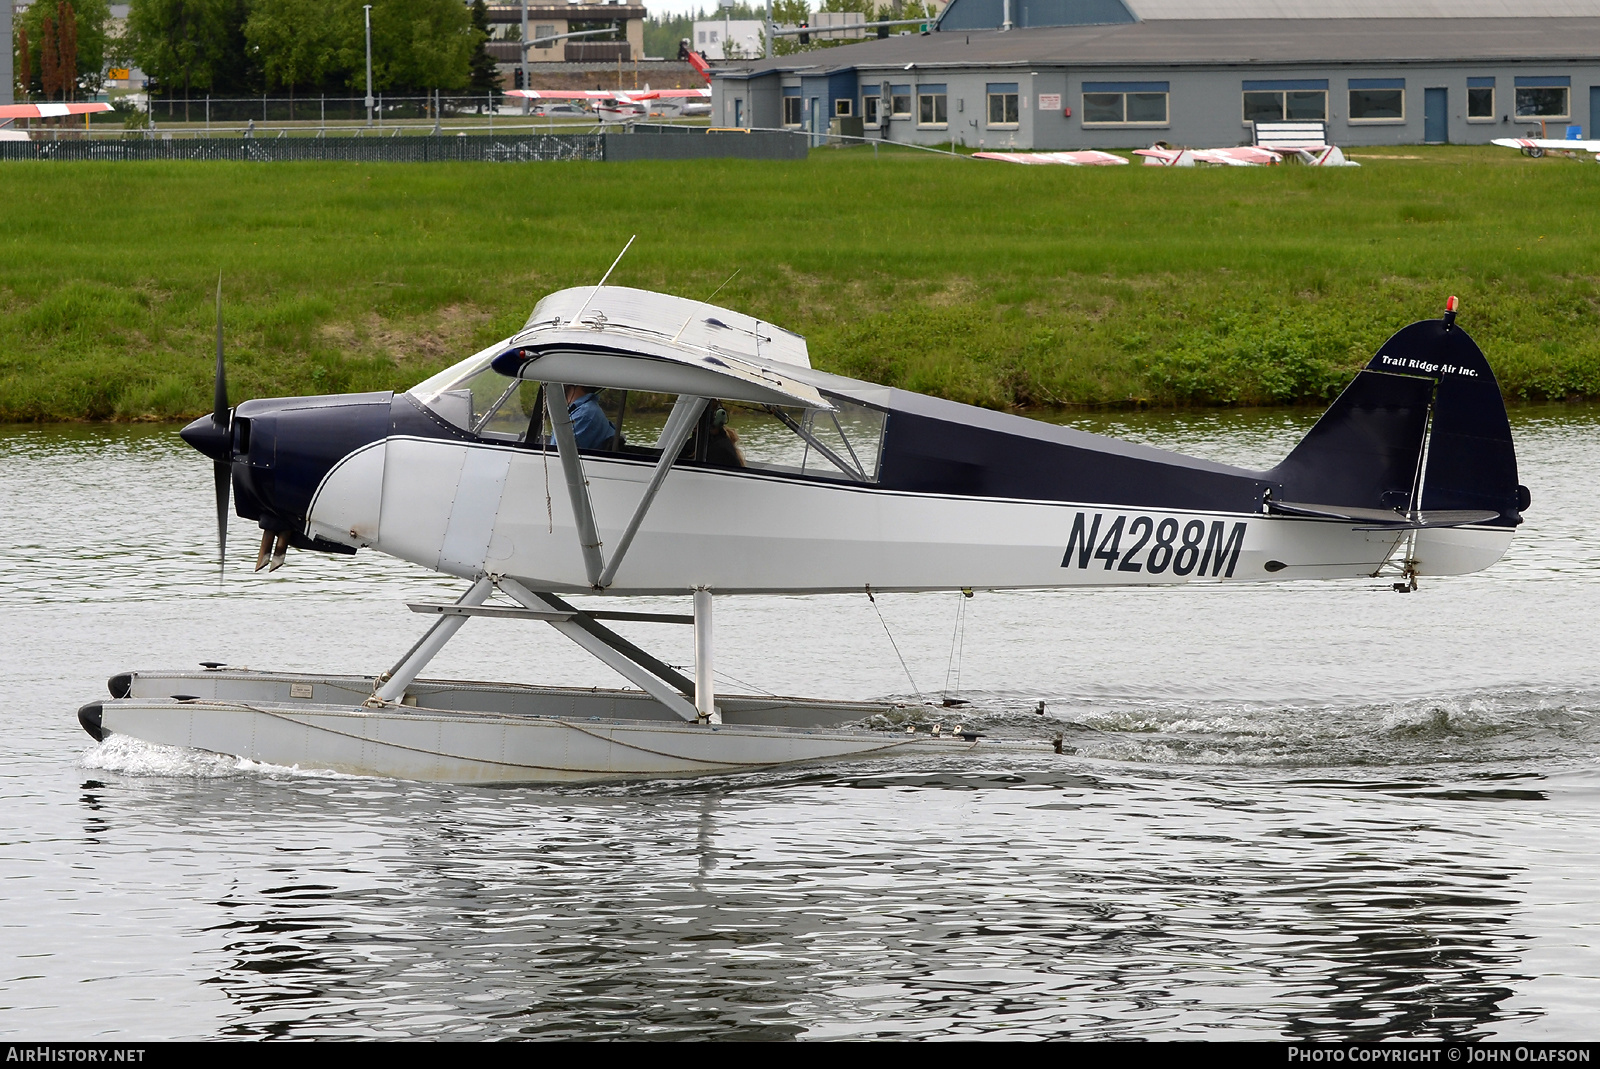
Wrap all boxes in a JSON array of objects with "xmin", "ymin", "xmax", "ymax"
[
  {"xmin": 213, "ymin": 459, "xmax": 230, "ymax": 577},
  {"xmin": 213, "ymin": 275, "xmax": 228, "ymax": 427},
  {"xmin": 212, "ymin": 276, "xmax": 229, "ymax": 577}
]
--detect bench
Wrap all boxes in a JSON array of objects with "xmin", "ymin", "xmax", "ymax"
[{"xmin": 1252, "ymin": 121, "xmax": 1328, "ymax": 148}]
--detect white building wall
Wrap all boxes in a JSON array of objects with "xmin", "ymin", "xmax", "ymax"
[{"xmin": 693, "ymin": 19, "xmax": 765, "ymax": 60}]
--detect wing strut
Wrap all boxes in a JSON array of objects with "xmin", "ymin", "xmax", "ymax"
[
  {"xmin": 498, "ymin": 578, "xmax": 701, "ymax": 722},
  {"xmin": 599, "ymin": 395, "xmax": 707, "ymax": 588},
  {"xmin": 545, "ymin": 383, "xmax": 607, "ymax": 588},
  {"xmin": 546, "ymin": 388, "xmax": 709, "ymax": 590}
]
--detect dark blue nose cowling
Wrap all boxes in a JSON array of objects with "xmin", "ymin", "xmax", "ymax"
[{"xmin": 180, "ymin": 391, "xmax": 396, "ymax": 552}]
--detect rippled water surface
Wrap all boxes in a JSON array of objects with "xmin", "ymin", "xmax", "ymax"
[{"xmin": 3, "ymin": 407, "xmax": 1599, "ymax": 1040}]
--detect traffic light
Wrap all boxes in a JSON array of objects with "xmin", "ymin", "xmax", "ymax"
[
  {"xmin": 798, "ymin": 22, "xmax": 809, "ymax": 44},
  {"xmin": 514, "ymin": 68, "xmax": 524, "ymax": 89}
]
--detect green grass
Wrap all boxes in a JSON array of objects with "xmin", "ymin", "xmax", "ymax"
[{"xmin": 2, "ymin": 144, "xmax": 1598, "ymax": 421}]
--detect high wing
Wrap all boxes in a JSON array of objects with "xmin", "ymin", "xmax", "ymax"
[
  {"xmin": 0, "ymin": 102, "xmax": 113, "ymax": 118},
  {"xmin": 624, "ymin": 89, "xmax": 712, "ymax": 101},
  {"xmin": 506, "ymin": 90, "xmax": 609, "ymax": 101},
  {"xmin": 490, "ymin": 286, "xmax": 827, "ymax": 410}
]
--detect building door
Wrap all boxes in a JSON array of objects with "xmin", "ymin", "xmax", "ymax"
[
  {"xmin": 1590, "ymin": 86, "xmax": 1599, "ymax": 139},
  {"xmin": 734, "ymin": 98, "xmax": 743, "ymax": 127},
  {"xmin": 810, "ymin": 96, "xmax": 821, "ymax": 145},
  {"xmin": 1424, "ymin": 87, "xmax": 1448, "ymax": 144}
]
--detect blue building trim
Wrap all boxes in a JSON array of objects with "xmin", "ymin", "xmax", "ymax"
[{"xmin": 1243, "ymin": 79, "xmax": 1329, "ymax": 91}]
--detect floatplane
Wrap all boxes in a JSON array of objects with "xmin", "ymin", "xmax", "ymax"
[{"xmin": 76, "ymin": 250, "xmax": 1528, "ymax": 783}]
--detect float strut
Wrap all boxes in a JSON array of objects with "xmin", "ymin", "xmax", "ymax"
[
  {"xmin": 694, "ymin": 587, "xmax": 719, "ymax": 724},
  {"xmin": 371, "ymin": 577, "xmax": 494, "ymax": 704}
]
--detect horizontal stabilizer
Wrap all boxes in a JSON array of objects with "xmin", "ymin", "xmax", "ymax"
[{"xmin": 1269, "ymin": 500, "xmax": 1500, "ymax": 529}]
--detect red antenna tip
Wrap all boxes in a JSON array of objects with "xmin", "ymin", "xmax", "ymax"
[{"xmin": 1446, "ymin": 295, "xmax": 1459, "ymax": 313}]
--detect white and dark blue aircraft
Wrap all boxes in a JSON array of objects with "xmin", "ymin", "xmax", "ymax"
[{"xmin": 78, "ymin": 282, "xmax": 1528, "ymax": 782}]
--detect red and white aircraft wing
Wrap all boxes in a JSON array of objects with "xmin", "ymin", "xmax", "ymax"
[
  {"xmin": 506, "ymin": 90, "xmax": 605, "ymax": 101},
  {"xmin": 1493, "ymin": 136, "xmax": 1600, "ymax": 156},
  {"xmin": 0, "ymin": 102, "xmax": 113, "ymax": 118},
  {"xmin": 624, "ymin": 89, "xmax": 712, "ymax": 101},
  {"xmin": 974, "ymin": 150, "xmax": 1127, "ymax": 166}
]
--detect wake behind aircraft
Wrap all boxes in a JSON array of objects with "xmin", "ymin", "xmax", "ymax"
[{"xmin": 76, "ymin": 275, "xmax": 1527, "ymax": 783}]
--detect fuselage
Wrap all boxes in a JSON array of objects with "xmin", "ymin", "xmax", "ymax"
[{"xmin": 188, "ymin": 354, "xmax": 1511, "ymax": 596}]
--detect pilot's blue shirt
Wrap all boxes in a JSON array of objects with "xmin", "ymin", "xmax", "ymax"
[{"xmin": 567, "ymin": 391, "xmax": 615, "ymax": 449}]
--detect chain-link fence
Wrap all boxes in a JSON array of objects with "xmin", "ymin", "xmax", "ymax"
[
  {"xmin": 141, "ymin": 94, "xmax": 518, "ymax": 125},
  {"xmin": 0, "ymin": 134, "xmax": 606, "ymax": 163}
]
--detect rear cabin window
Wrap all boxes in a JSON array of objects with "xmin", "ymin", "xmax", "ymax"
[{"xmin": 614, "ymin": 393, "xmax": 888, "ymax": 484}]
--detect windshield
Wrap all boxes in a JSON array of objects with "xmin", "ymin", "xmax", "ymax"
[{"xmin": 409, "ymin": 347, "xmax": 537, "ymax": 442}]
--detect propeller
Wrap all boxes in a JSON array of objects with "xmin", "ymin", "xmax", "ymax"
[
  {"xmin": 211, "ymin": 276, "xmax": 229, "ymax": 578},
  {"xmin": 178, "ymin": 276, "xmax": 237, "ymax": 580}
]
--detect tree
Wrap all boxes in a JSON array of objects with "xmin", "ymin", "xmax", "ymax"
[
  {"xmin": 466, "ymin": 0, "xmax": 499, "ymax": 99},
  {"xmin": 15, "ymin": 26, "xmax": 31, "ymax": 100},
  {"xmin": 40, "ymin": 14, "xmax": 61, "ymax": 100},
  {"xmin": 327, "ymin": 0, "xmax": 473, "ymax": 94},
  {"xmin": 127, "ymin": 0, "xmax": 236, "ymax": 100},
  {"xmin": 244, "ymin": 0, "xmax": 344, "ymax": 100},
  {"xmin": 58, "ymin": 3, "xmax": 80, "ymax": 100},
  {"xmin": 18, "ymin": 0, "xmax": 111, "ymax": 97}
]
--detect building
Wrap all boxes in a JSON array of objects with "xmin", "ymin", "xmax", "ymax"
[
  {"xmin": 693, "ymin": 19, "xmax": 766, "ymax": 60},
  {"xmin": 3, "ymin": 1, "xmax": 12, "ymax": 106},
  {"xmin": 709, "ymin": 0, "xmax": 1600, "ymax": 149},
  {"xmin": 483, "ymin": 3, "xmax": 647, "ymax": 67}
]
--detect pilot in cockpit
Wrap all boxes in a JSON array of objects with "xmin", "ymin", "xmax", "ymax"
[{"xmin": 564, "ymin": 385, "xmax": 616, "ymax": 450}]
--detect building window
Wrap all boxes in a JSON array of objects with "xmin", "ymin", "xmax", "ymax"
[
  {"xmin": 1515, "ymin": 77, "xmax": 1570, "ymax": 120},
  {"xmin": 1082, "ymin": 82, "xmax": 1169, "ymax": 126},
  {"xmin": 1467, "ymin": 77, "xmax": 1495, "ymax": 120},
  {"xmin": 891, "ymin": 84, "xmax": 911, "ymax": 118},
  {"xmin": 709, "ymin": 30, "xmax": 719, "ymax": 43},
  {"xmin": 987, "ymin": 82, "xmax": 1019, "ymax": 126},
  {"xmin": 1241, "ymin": 80, "xmax": 1328, "ymax": 124},
  {"xmin": 918, "ymin": 84, "xmax": 948, "ymax": 126},
  {"xmin": 862, "ymin": 94, "xmax": 879, "ymax": 125},
  {"xmin": 835, "ymin": 98, "xmax": 852, "ymax": 117},
  {"xmin": 783, "ymin": 88, "xmax": 802, "ymax": 127},
  {"xmin": 535, "ymin": 24, "xmax": 556, "ymax": 50},
  {"xmin": 1349, "ymin": 79, "xmax": 1405, "ymax": 122},
  {"xmin": 734, "ymin": 98, "xmax": 744, "ymax": 126}
]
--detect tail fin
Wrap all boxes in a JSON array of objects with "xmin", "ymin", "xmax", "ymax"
[{"xmin": 1266, "ymin": 306, "xmax": 1525, "ymax": 527}]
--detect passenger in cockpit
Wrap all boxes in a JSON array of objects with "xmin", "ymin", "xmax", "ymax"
[
  {"xmin": 564, "ymin": 385, "xmax": 616, "ymax": 449},
  {"xmin": 704, "ymin": 406, "xmax": 746, "ymax": 469}
]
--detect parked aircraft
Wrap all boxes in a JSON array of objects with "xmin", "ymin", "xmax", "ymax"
[{"xmin": 1492, "ymin": 136, "xmax": 1600, "ymax": 160}]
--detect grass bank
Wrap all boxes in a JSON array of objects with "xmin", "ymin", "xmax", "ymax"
[{"xmin": 1, "ymin": 145, "xmax": 1597, "ymax": 421}]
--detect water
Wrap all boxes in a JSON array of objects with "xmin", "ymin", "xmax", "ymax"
[{"xmin": 3, "ymin": 407, "xmax": 1598, "ymax": 1040}]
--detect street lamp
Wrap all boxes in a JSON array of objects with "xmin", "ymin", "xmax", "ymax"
[{"xmin": 364, "ymin": 5, "xmax": 375, "ymax": 126}]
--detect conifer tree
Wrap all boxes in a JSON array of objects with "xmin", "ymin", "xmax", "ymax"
[
  {"xmin": 16, "ymin": 26, "xmax": 32, "ymax": 100},
  {"xmin": 40, "ymin": 13, "xmax": 60, "ymax": 100}
]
